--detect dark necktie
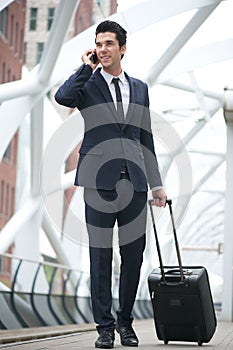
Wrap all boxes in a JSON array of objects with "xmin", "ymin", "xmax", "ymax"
[
  {"xmin": 112, "ymin": 78, "xmax": 127, "ymax": 173},
  {"xmin": 112, "ymin": 78, "xmax": 124, "ymax": 123}
]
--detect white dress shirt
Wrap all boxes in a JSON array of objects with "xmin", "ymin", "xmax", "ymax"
[{"xmin": 100, "ymin": 69, "xmax": 129, "ymax": 118}]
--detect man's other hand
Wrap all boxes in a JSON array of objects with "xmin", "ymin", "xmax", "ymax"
[{"xmin": 151, "ymin": 188, "xmax": 167, "ymax": 207}]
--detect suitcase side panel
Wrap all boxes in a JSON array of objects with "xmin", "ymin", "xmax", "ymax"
[{"xmin": 195, "ymin": 268, "xmax": 217, "ymax": 341}]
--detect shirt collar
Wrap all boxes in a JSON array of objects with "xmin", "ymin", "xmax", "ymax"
[{"xmin": 100, "ymin": 68, "xmax": 127, "ymax": 86}]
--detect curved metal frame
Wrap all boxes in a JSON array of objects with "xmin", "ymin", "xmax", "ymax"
[
  {"xmin": 62, "ymin": 269, "xmax": 76, "ymax": 323},
  {"xmin": 74, "ymin": 271, "xmax": 90, "ymax": 323},
  {"xmin": 30, "ymin": 263, "xmax": 48, "ymax": 326},
  {"xmin": 10, "ymin": 260, "xmax": 29, "ymax": 328},
  {"xmin": 47, "ymin": 266, "xmax": 64, "ymax": 325}
]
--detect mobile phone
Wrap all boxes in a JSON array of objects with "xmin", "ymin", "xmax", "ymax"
[{"xmin": 90, "ymin": 51, "xmax": 98, "ymax": 64}]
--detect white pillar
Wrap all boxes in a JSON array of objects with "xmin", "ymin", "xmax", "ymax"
[
  {"xmin": 31, "ymin": 99, "xmax": 44, "ymax": 196},
  {"xmin": 221, "ymin": 88, "xmax": 233, "ymax": 321}
]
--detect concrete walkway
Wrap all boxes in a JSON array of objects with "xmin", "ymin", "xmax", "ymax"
[{"xmin": 0, "ymin": 318, "xmax": 233, "ymax": 349}]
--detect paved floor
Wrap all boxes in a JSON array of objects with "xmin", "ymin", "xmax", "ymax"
[{"xmin": 0, "ymin": 318, "xmax": 233, "ymax": 349}]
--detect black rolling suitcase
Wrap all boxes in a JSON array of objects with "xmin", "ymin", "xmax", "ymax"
[{"xmin": 148, "ymin": 199, "xmax": 217, "ymax": 346}]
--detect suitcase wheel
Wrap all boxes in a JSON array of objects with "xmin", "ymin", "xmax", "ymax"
[
  {"xmin": 164, "ymin": 340, "xmax": 168, "ymax": 344},
  {"xmin": 198, "ymin": 341, "xmax": 203, "ymax": 346}
]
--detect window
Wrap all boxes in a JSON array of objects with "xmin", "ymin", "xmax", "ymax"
[
  {"xmin": 22, "ymin": 0, "xmax": 26, "ymax": 10},
  {"xmin": 13, "ymin": 134, "xmax": 17, "ymax": 165},
  {"xmin": 11, "ymin": 187, "xmax": 15, "ymax": 216},
  {"xmin": 47, "ymin": 8, "xmax": 55, "ymax": 31},
  {"xmin": 36, "ymin": 42, "xmax": 44, "ymax": 64},
  {"xmin": 0, "ymin": 255, "xmax": 5, "ymax": 274},
  {"xmin": 14, "ymin": 22, "xmax": 19, "ymax": 53},
  {"xmin": 5, "ymin": 184, "xmax": 9, "ymax": 216},
  {"xmin": 0, "ymin": 181, "xmax": 4, "ymax": 215},
  {"xmin": 29, "ymin": 7, "xmax": 37, "ymax": 31},
  {"xmin": 10, "ymin": 15, "xmax": 14, "ymax": 46},
  {"xmin": 1, "ymin": 62, "xmax": 6, "ymax": 83},
  {"xmin": 0, "ymin": 8, "xmax": 8, "ymax": 39},
  {"xmin": 24, "ymin": 42, "xmax": 27, "ymax": 64},
  {"xmin": 7, "ymin": 68, "xmax": 11, "ymax": 82},
  {"xmin": 19, "ymin": 29, "xmax": 23, "ymax": 59},
  {"xmin": 77, "ymin": 16, "xmax": 83, "ymax": 34},
  {"xmin": 3, "ymin": 144, "xmax": 11, "ymax": 162}
]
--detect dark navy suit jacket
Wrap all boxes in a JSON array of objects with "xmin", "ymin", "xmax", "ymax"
[{"xmin": 55, "ymin": 64, "xmax": 162, "ymax": 192}]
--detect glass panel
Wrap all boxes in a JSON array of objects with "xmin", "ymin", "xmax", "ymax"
[{"xmin": 29, "ymin": 7, "xmax": 37, "ymax": 31}]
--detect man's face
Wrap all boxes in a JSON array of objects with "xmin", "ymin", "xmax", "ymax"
[{"xmin": 95, "ymin": 32, "xmax": 126, "ymax": 72}]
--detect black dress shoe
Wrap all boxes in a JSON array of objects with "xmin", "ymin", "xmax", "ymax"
[
  {"xmin": 95, "ymin": 330, "xmax": 115, "ymax": 349},
  {"xmin": 116, "ymin": 325, "xmax": 139, "ymax": 347}
]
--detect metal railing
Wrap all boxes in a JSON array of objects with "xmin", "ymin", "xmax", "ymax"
[
  {"xmin": 0, "ymin": 253, "xmax": 93, "ymax": 329},
  {"xmin": 0, "ymin": 253, "xmax": 153, "ymax": 329},
  {"xmin": 182, "ymin": 243, "xmax": 223, "ymax": 255}
]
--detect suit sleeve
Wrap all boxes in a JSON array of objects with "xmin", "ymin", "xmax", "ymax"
[
  {"xmin": 54, "ymin": 64, "xmax": 93, "ymax": 109},
  {"xmin": 140, "ymin": 83, "xmax": 163, "ymax": 189}
]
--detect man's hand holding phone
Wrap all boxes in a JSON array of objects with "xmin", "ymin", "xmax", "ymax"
[
  {"xmin": 82, "ymin": 49, "xmax": 99, "ymax": 69},
  {"xmin": 90, "ymin": 51, "xmax": 98, "ymax": 64}
]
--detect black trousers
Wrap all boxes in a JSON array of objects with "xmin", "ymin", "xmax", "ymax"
[{"xmin": 84, "ymin": 174, "xmax": 147, "ymax": 333}]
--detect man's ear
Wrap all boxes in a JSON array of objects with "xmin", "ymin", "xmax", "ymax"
[
  {"xmin": 120, "ymin": 45, "xmax": 126, "ymax": 60},
  {"xmin": 121, "ymin": 44, "xmax": 126, "ymax": 56}
]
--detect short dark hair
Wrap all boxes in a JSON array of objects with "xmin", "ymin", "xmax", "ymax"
[{"xmin": 95, "ymin": 20, "xmax": 127, "ymax": 48}]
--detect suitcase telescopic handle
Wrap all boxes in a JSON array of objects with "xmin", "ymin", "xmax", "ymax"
[{"xmin": 148, "ymin": 199, "xmax": 184, "ymax": 282}]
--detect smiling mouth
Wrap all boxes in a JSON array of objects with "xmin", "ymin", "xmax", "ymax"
[{"xmin": 101, "ymin": 56, "xmax": 110, "ymax": 60}]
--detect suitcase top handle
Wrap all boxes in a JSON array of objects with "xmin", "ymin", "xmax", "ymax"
[{"xmin": 148, "ymin": 199, "xmax": 184, "ymax": 282}]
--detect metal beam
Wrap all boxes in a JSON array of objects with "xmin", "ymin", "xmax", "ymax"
[
  {"xmin": 188, "ymin": 71, "xmax": 211, "ymax": 121},
  {"xmin": 31, "ymin": 100, "xmax": 44, "ymax": 196},
  {"xmin": 0, "ymin": 75, "xmax": 41, "ymax": 103},
  {"xmin": 0, "ymin": 92, "xmax": 46, "ymax": 162},
  {"xmin": 0, "ymin": 0, "xmax": 13, "ymax": 11},
  {"xmin": 157, "ymin": 39, "xmax": 233, "ymax": 84},
  {"xmin": 192, "ymin": 158, "xmax": 224, "ymax": 195},
  {"xmin": 113, "ymin": 0, "xmax": 222, "ymax": 34},
  {"xmin": 163, "ymin": 80, "xmax": 223, "ymax": 101},
  {"xmin": 181, "ymin": 194, "xmax": 223, "ymax": 235},
  {"xmin": 42, "ymin": 214, "xmax": 71, "ymax": 268},
  {"xmin": 147, "ymin": 4, "xmax": 220, "ymax": 86},
  {"xmin": 0, "ymin": 197, "xmax": 40, "ymax": 254}
]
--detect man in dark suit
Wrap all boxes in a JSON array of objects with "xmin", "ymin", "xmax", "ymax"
[{"xmin": 55, "ymin": 20, "xmax": 166, "ymax": 349}]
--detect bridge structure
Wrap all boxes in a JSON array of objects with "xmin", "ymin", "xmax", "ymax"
[{"xmin": 0, "ymin": 0, "xmax": 233, "ymax": 334}]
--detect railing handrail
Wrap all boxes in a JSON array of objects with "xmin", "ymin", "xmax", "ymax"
[
  {"xmin": 0, "ymin": 252, "xmax": 88, "ymax": 274},
  {"xmin": 182, "ymin": 243, "xmax": 223, "ymax": 255}
]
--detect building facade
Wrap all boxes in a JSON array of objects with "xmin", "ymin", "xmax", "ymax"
[
  {"xmin": 24, "ymin": 0, "xmax": 117, "ymax": 70},
  {"xmin": 0, "ymin": 0, "xmax": 26, "ymax": 280}
]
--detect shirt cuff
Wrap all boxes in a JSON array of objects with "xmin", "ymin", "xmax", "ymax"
[{"xmin": 151, "ymin": 186, "xmax": 163, "ymax": 191}]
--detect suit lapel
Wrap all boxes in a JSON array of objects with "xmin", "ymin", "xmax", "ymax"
[
  {"xmin": 92, "ymin": 69, "xmax": 138, "ymax": 127},
  {"xmin": 124, "ymin": 75, "xmax": 137, "ymax": 127},
  {"xmin": 92, "ymin": 69, "xmax": 118, "ymax": 122}
]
